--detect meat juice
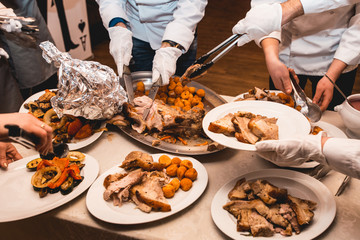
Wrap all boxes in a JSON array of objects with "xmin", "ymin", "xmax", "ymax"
[{"xmin": 349, "ymin": 99, "xmax": 360, "ymax": 112}]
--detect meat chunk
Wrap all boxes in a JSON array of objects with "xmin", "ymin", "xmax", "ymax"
[
  {"xmin": 250, "ymin": 179, "xmax": 288, "ymax": 205},
  {"xmin": 120, "ymin": 151, "xmax": 165, "ymax": 171},
  {"xmin": 288, "ymin": 195, "xmax": 317, "ymax": 225},
  {"xmin": 208, "ymin": 113, "xmax": 235, "ymax": 136},
  {"xmin": 228, "ymin": 178, "xmax": 248, "ymax": 200},
  {"xmin": 130, "ymin": 171, "xmax": 171, "ymax": 212},
  {"xmin": 103, "ymin": 169, "xmax": 145, "ymax": 201}
]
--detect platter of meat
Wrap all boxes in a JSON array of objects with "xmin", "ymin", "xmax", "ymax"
[
  {"xmin": 211, "ymin": 169, "xmax": 336, "ymax": 239},
  {"xmin": 86, "ymin": 151, "xmax": 208, "ymax": 224},
  {"xmin": 0, "ymin": 153, "xmax": 99, "ymax": 222},
  {"xmin": 107, "ymin": 71, "xmax": 227, "ymax": 155},
  {"xmin": 19, "ymin": 89, "xmax": 106, "ymax": 150},
  {"xmin": 203, "ymin": 101, "xmax": 311, "ymax": 151}
]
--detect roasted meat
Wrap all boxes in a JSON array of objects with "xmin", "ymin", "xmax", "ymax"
[
  {"xmin": 120, "ymin": 151, "xmax": 165, "ymax": 171},
  {"xmin": 130, "ymin": 171, "xmax": 171, "ymax": 212}
]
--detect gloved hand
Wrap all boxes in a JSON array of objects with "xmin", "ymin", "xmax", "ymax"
[
  {"xmin": 232, "ymin": 3, "xmax": 282, "ymax": 47},
  {"xmin": 0, "ymin": 6, "xmax": 22, "ymax": 33},
  {"xmin": 255, "ymin": 133, "xmax": 326, "ymax": 167},
  {"xmin": 108, "ymin": 26, "xmax": 133, "ymax": 77},
  {"xmin": 152, "ymin": 47, "xmax": 182, "ymax": 86}
]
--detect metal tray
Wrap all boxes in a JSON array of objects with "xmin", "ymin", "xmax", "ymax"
[{"xmin": 118, "ymin": 71, "xmax": 227, "ymax": 155}]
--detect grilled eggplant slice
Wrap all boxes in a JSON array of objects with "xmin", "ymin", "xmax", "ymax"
[
  {"xmin": 60, "ymin": 176, "xmax": 74, "ymax": 195},
  {"xmin": 26, "ymin": 158, "xmax": 42, "ymax": 171}
]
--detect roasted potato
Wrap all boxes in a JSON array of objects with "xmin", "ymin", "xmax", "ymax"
[
  {"xmin": 177, "ymin": 166, "xmax": 187, "ymax": 180},
  {"xmin": 158, "ymin": 155, "xmax": 172, "ymax": 167},
  {"xmin": 171, "ymin": 157, "xmax": 182, "ymax": 166},
  {"xmin": 180, "ymin": 160, "xmax": 193, "ymax": 169},
  {"xmin": 185, "ymin": 168, "xmax": 198, "ymax": 181},
  {"xmin": 162, "ymin": 184, "xmax": 176, "ymax": 198},
  {"xmin": 169, "ymin": 178, "xmax": 180, "ymax": 191},
  {"xmin": 166, "ymin": 164, "xmax": 178, "ymax": 177},
  {"xmin": 180, "ymin": 178, "xmax": 193, "ymax": 191}
]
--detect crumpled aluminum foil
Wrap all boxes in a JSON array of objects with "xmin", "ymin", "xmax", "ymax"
[{"xmin": 39, "ymin": 41, "xmax": 127, "ymax": 120}]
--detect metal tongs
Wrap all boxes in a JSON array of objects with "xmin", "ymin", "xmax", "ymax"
[
  {"xmin": 189, "ymin": 34, "xmax": 242, "ymax": 79},
  {"xmin": 5, "ymin": 124, "xmax": 69, "ymax": 160},
  {"xmin": 289, "ymin": 72, "xmax": 322, "ymax": 122},
  {"xmin": 0, "ymin": 14, "xmax": 39, "ymax": 33}
]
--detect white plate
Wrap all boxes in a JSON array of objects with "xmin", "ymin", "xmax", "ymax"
[
  {"xmin": 19, "ymin": 89, "xmax": 105, "ymax": 151},
  {"xmin": 203, "ymin": 101, "xmax": 311, "ymax": 151},
  {"xmin": 86, "ymin": 153, "xmax": 208, "ymax": 224},
  {"xmin": 0, "ymin": 153, "xmax": 99, "ymax": 222},
  {"xmin": 211, "ymin": 169, "xmax": 336, "ymax": 240},
  {"xmin": 232, "ymin": 90, "xmax": 282, "ymax": 102}
]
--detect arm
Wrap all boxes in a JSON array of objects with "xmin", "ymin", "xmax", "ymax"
[
  {"xmin": 162, "ymin": 0, "xmax": 207, "ymax": 51},
  {"xmin": 313, "ymin": 59, "xmax": 347, "ymax": 111},
  {"xmin": 322, "ymin": 137, "xmax": 360, "ymax": 179},
  {"xmin": 313, "ymin": 4, "xmax": 360, "ymax": 111},
  {"xmin": 95, "ymin": 0, "xmax": 128, "ymax": 29},
  {"xmin": 261, "ymin": 38, "xmax": 293, "ymax": 94}
]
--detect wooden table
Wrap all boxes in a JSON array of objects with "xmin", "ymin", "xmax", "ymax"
[{"xmin": 1, "ymin": 97, "xmax": 359, "ymax": 240}]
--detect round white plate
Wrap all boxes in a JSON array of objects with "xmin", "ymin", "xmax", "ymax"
[
  {"xmin": 211, "ymin": 169, "xmax": 336, "ymax": 240},
  {"xmin": 203, "ymin": 101, "xmax": 311, "ymax": 151},
  {"xmin": 86, "ymin": 153, "xmax": 208, "ymax": 224},
  {"xmin": 0, "ymin": 153, "xmax": 99, "ymax": 222},
  {"xmin": 232, "ymin": 90, "xmax": 282, "ymax": 102},
  {"xmin": 19, "ymin": 89, "xmax": 105, "ymax": 151}
]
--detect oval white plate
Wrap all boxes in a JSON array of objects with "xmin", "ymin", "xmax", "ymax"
[
  {"xmin": 86, "ymin": 153, "xmax": 208, "ymax": 224},
  {"xmin": 211, "ymin": 169, "xmax": 336, "ymax": 240},
  {"xmin": 0, "ymin": 153, "xmax": 99, "ymax": 222},
  {"xmin": 19, "ymin": 89, "xmax": 105, "ymax": 151},
  {"xmin": 203, "ymin": 101, "xmax": 311, "ymax": 151}
]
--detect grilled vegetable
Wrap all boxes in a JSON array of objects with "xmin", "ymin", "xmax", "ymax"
[
  {"xmin": 60, "ymin": 176, "xmax": 74, "ymax": 195},
  {"xmin": 31, "ymin": 166, "xmax": 61, "ymax": 190},
  {"xmin": 26, "ymin": 158, "xmax": 42, "ymax": 171}
]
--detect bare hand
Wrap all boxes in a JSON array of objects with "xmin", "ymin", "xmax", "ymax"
[
  {"xmin": 312, "ymin": 76, "xmax": 334, "ymax": 111},
  {"xmin": 267, "ymin": 59, "xmax": 292, "ymax": 94},
  {"xmin": 0, "ymin": 142, "xmax": 22, "ymax": 169},
  {"xmin": 0, "ymin": 113, "xmax": 53, "ymax": 155}
]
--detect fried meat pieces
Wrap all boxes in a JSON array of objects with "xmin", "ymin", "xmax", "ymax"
[
  {"xmin": 223, "ymin": 178, "xmax": 316, "ymax": 237},
  {"xmin": 208, "ymin": 111, "xmax": 278, "ymax": 144},
  {"xmin": 103, "ymin": 151, "xmax": 171, "ymax": 213}
]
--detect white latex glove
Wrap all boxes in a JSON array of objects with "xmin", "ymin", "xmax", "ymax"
[
  {"xmin": 0, "ymin": 48, "xmax": 9, "ymax": 59},
  {"xmin": 255, "ymin": 133, "xmax": 326, "ymax": 167},
  {"xmin": 0, "ymin": 6, "xmax": 22, "ymax": 33},
  {"xmin": 152, "ymin": 47, "xmax": 182, "ymax": 86},
  {"xmin": 232, "ymin": 3, "xmax": 282, "ymax": 47},
  {"xmin": 108, "ymin": 26, "xmax": 133, "ymax": 77}
]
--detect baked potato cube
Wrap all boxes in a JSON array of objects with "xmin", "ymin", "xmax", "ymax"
[
  {"xmin": 185, "ymin": 168, "xmax": 198, "ymax": 181},
  {"xmin": 171, "ymin": 157, "xmax": 182, "ymax": 166},
  {"xmin": 177, "ymin": 166, "xmax": 187, "ymax": 180},
  {"xmin": 180, "ymin": 178, "xmax": 193, "ymax": 191},
  {"xmin": 162, "ymin": 184, "xmax": 176, "ymax": 198},
  {"xmin": 158, "ymin": 155, "xmax": 172, "ymax": 167},
  {"xmin": 180, "ymin": 159, "xmax": 193, "ymax": 169},
  {"xmin": 166, "ymin": 164, "xmax": 178, "ymax": 177},
  {"xmin": 169, "ymin": 178, "xmax": 180, "ymax": 191}
]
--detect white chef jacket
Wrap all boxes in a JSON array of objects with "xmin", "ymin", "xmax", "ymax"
[
  {"xmin": 301, "ymin": 0, "xmax": 360, "ymax": 14},
  {"xmin": 323, "ymin": 138, "xmax": 360, "ymax": 179},
  {"xmin": 96, "ymin": 0, "xmax": 207, "ymax": 51},
  {"xmin": 253, "ymin": 0, "xmax": 360, "ymax": 76}
]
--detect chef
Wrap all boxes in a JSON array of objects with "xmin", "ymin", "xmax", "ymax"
[
  {"xmin": 232, "ymin": 0, "xmax": 360, "ymax": 94},
  {"xmin": 96, "ymin": 0, "xmax": 207, "ymax": 86}
]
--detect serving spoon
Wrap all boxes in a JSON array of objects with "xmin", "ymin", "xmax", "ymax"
[{"xmin": 289, "ymin": 72, "xmax": 322, "ymax": 122}]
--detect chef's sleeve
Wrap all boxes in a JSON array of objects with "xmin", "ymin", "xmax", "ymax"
[
  {"xmin": 96, "ymin": 0, "xmax": 129, "ymax": 29},
  {"xmin": 162, "ymin": 0, "xmax": 207, "ymax": 51},
  {"xmin": 301, "ymin": 0, "xmax": 360, "ymax": 14},
  {"xmin": 334, "ymin": 4, "xmax": 360, "ymax": 66},
  {"xmin": 323, "ymin": 138, "xmax": 360, "ymax": 179}
]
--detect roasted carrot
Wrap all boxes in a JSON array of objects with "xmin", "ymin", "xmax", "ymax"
[
  {"xmin": 195, "ymin": 141, "xmax": 208, "ymax": 146},
  {"xmin": 177, "ymin": 137, "xmax": 187, "ymax": 145}
]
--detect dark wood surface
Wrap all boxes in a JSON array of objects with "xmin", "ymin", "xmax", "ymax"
[{"xmin": 91, "ymin": 0, "xmax": 360, "ymax": 97}]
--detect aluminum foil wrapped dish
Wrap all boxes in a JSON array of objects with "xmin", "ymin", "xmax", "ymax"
[{"xmin": 39, "ymin": 41, "xmax": 127, "ymax": 120}]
